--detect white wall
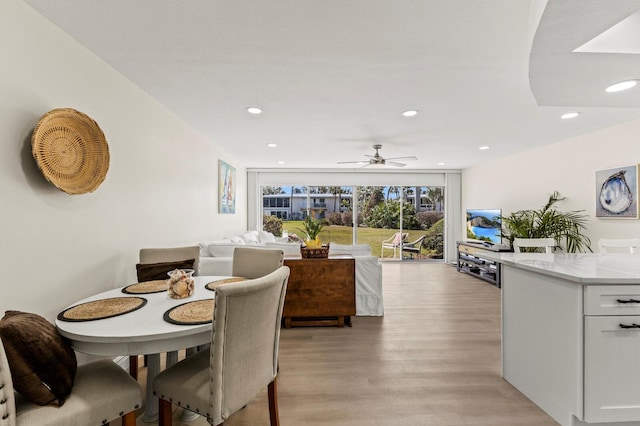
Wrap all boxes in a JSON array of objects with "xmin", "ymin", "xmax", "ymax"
[
  {"xmin": 462, "ymin": 117, "xmax": 640, "ymax": 250},
  {"xmin": 0, "ymin": 0, "xmax": 247, "ymax": 322}
]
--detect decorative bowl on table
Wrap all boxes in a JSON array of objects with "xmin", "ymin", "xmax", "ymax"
[
  {"xmin": 300, "ymin": 243, "xmax": 330, "ymax": 258},
  {"xmin": 167, "ymin": 268, "xmax": 195, "ymax": 299}
]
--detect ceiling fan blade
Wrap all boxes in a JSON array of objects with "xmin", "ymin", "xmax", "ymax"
[
  {"xmin": 385, "ymin": 156, "xmax": 417, "ymax": 161},
  {"xmin": 386, "ymin": 161, "xmax": 407, "ymax": 167},
  {"xmin": 337, "ymin": 160, "xmax": 368, "ymax": 164}
]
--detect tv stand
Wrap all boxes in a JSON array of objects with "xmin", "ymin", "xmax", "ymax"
[{"xmin": 456, "ymin": 241, "xmax": 508, "ymax": 287}]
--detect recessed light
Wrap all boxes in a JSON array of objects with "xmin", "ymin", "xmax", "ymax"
[
  {"xmin": 267, "ymin": 143, "xmax": 278, "ymax": 148},
  {"xmin": 402, "ymin": 109, "xmax": 419, "ymax": 117},
  {"xmin": 561, "ymin": 112, "xmax": 580, "ymax": 119},
  {"xmin": 437, "ymin": 162, "xmax": 446, "ymax": 166},
  {"xmin": 246, "ymin": 107, "xmax": 263, "ymax": 114},
  {"xmin": 605, "ymin": 80, "xmax": 639, "ymax": 93},
  {"xmin": 277, "ymin": 161, "xmax": 285, "ymax": 165},
  {"xmin": 479, "ymin": 145, "xmax": 491, "ymax": 150}
]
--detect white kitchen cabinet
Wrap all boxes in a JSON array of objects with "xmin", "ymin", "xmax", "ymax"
[
  {"xmin": 493, "ymin": 254, "xmax": 640, "ymax": 426},
  {"xmin": 584, "ymin": 285, "xmax": 640, "ymax": 423}
]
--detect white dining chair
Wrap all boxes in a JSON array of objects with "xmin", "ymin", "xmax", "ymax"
[
  {"xmin": 153, "ymin": 266, "xmax": 290, "ymax": 426},
  {"xmin": 232, "ymin": 247, "xmax": 284, "ymax": 279},
  {"xmin": 512, "ymin": 238, "xmax": 555, "ymax": 253},
  {"xmin": 597, "ymin": 238, "xmax": 640, "ymax": 254},
  {"xmin": 0, "ymin": 337, "xmax": 142, "ymax": 426}
]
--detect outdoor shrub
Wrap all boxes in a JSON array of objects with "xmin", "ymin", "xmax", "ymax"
[
  {"xmin": 263, "ymin": 215, "xmax": 283, "ymax": 237},
  {"xmin": 327, "ymin": 212, "xmax": 343, "ymax": 225},
  {"xmin": 341, "ymin": 211, "xmax": 353, "ymax": 226},
  {"xmin": 423, "ymin": 218, "xmax": 444, "ymax": 258},
  {"xmin": 417, "ymin": 211, "xmax": 444, "ymax": 229},
  {"xmin": 341, "ymin": 211, "xmax": 362, "ymax": 227},
  {"xmin": 365, "ymin": 200, "xmax": 420, "ymax": 230}
]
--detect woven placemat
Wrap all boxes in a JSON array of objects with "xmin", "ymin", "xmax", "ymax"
[
  {"xmin": 122, "ymin": 280, "xmax": 168, "ymax": 294},
  {"xmin": 57, "ymin": 297, "xmax": 146, "ymax": 322},
  {"xmin": 205, "ymin": 277, "xmax": 247, "ymax": 291},
  {"xmin": 163, "ymin": 299, "xmax": 215, "ymax": 325}
]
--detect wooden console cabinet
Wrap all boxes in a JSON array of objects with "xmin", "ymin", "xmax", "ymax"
[{"xmin": 282, "ymin": 255, "xmax": 356, "ymax": 328}]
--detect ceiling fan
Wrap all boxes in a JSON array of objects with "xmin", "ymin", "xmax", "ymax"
[{"xmin": 337, "ymin": 144, "xmax": 417, "ymax": 167}]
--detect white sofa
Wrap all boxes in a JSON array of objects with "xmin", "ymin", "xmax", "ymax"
[
  {"xmin": 198, "ymin": 230, "xmax": 301, "ymax": 276},
  {"xmin": 198, "ymin": 232, "xmax": 384, "ymax": 317}
]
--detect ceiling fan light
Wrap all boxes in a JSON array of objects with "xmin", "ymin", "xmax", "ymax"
[{"xmin": 605, "ymin": 80, "xmax": 638, "ymax": 93}]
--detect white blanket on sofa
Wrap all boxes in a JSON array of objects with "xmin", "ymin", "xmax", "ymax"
[{"xmin": 329, "ymin": 243, "xmax": 384, "ymax": 316}]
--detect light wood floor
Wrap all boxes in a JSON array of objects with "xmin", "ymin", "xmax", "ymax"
[{"xmin": 128, "ymin": 263, "xmax": 559, "ymax": 425}]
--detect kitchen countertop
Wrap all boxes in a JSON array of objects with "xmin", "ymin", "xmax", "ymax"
[{"xmin": 480, "ymin": 252, "xmax": 640, "ymax": 284}]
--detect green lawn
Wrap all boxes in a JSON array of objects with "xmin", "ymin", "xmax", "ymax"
[{"xmin": 282, "ymin": 221, "xmax": 432, "ymax": 258}]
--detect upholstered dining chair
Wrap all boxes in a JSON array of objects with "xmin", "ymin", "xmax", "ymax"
[
  {"xmin": 597, "ymin": 238, "xmax": 640, "ymax": 254},
  {"xmin": 139, "ymin": 245, "xmax": 201, "ymax": 276},
  {"xmin": 512, "ymin": 238, "xmax": 556, "ymax": 253},
  {"xmin": 0, "ymin": 337, "xmax": 142, "ymax": 426},
  {"xmin": 153, "ymin": 266, "xmax": 290, "ymax": 426},
  {"xmin": 232, "ymin": 247, "xmax": 284, "ymax": 279},
  {"xmin": 130, "ymin": 246, "xmax": 201, "ymax": 379}
]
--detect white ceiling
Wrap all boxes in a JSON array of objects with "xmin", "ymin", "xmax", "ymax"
[{"xmin": 22, "ymin": 0, "xmax": 640, "ymax": 170}]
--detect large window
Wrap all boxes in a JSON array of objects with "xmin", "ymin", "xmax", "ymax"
[{"xmin": 260, "ymin": 184, "xmax": 444, "ymax": 261}]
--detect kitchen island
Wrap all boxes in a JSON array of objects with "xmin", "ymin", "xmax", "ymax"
[{"xmin": 482, "ymin": 252, "xmax": 640, "ymax": 426}]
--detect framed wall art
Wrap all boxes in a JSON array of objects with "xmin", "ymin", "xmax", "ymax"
[
  {"xmin": 218, "ymin": 160, "xmax": 236, "ymax": 214},
  {"xmin": 596, "ymin": 164, "xmax": 638, "ymax": 219}
]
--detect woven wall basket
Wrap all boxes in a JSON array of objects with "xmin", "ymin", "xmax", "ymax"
[{"xmin": 31, "ymin": 108, "xmax": 110, "ymax": 194}]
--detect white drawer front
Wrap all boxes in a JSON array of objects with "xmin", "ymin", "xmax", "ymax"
[
  {"xmin": 585, "ymin": 316, "xmax": 640, "ymax": 423},
  {"xmin": 585, "ymin": 285, "xmax": 640, "ymax": 316}
]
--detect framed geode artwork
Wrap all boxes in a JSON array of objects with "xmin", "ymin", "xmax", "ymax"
[
  {"xmin": 596, "ymin": 164, "xmax": 638, "ymax": 219},
  {"xmin": 218, "ymin": 160, "xmax": 236, "ymax": 214}
]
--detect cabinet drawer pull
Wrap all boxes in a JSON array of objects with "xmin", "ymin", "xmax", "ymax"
[
  {"xmin": 616, "ymin": 298, "xmax": 640, "ymax": 304},
  {"xmin": 619, "ymin": 323, "xmax": 640, "ymax": 329}
]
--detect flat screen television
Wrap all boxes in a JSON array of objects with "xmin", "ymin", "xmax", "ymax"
[{"xmin": 466, "ymin": 209, "xmax": 502, "ymax": 244}]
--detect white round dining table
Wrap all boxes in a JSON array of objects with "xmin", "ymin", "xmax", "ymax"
[{"xmin": 55, "ymin": 275, "xmax": 221, "ymax": 423}]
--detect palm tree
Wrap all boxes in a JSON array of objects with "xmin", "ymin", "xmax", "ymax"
[{"xmin": 329, "ymin": 186, "xmax": 343, "ymax": 212}]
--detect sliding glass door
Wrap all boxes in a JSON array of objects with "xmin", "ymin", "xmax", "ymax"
[
  {"xmin": 356, "ymin": 186, "xmax": 444, "ymax": 260},
  {"xmin": 261, "ymin": 184, "xmax": 444, "ymax": 261}
]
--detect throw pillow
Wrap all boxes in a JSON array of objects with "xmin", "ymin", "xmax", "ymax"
[
  {"xmin": 258, "ymin": 230, "xmax": 276, "ymax": 243},
  {"xmin": 393, "ymin": 233, "xmax": 408, "ymax": 245},
  {"xmin": 0, "ymin": 310, "xmax": 77, "ymax": 406},
  {"xmin": 136, "ymin": 258, "xmax": 195, "ymax": 282},
  {"xmin": 240, "ymin": 231, "xmax": 260, "ymax": 244}
]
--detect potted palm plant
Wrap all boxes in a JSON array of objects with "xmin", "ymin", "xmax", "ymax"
[
  {"xmin": 500, "ymin": 191, "xmax": 592, "ymax": 253},
  {"xmin": 298, "ymin": 216, "xmax": 330, "ymax": 257}
]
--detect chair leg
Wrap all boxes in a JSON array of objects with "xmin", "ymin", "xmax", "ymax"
[
  {"xmin": 129, "ymin": 356, "xmax": 138, "ymax": 380},
  {"xmin": 159, "ymin": 398, "xmax": 173, "ymax": 426},
  {"xmin": 122, "ymin": 411, "xmax": 137, "ymax": 426},
  {"xmin": 268, "ymin": 378, "xmax": 280, "ymax": 426}
]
